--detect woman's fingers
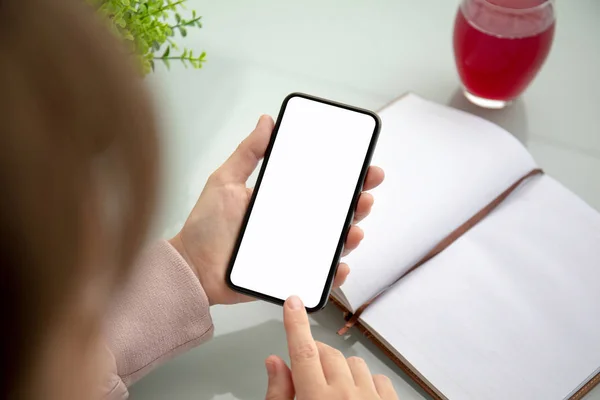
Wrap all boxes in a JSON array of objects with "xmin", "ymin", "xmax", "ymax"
[
  {"xmin": 373, "ymin": 374, "xmax": 399, "ymax": 400},
  {"xmin": 316, "ymin": 342, "xmax": 353, "ymax": 385},
  {"xmin": 354, "ymin": 192, "xmax": 374, "ymax": 223},
  {"xmin": 363, "ymin": 166, "xmax": 385, "ymax": 191},
  {"xmin": 343, "ymin": 226, "xmax": 364, "ymax": 256},
  {"xmin": 332, "ymin": 263, "xmax": 350, "ymax": 288},
  {"xmin": 283, "ymin": 297, "xmax": 327, "ymax": 390},
  {"xmin": 264, "ymin": 355, "xmax": 295, "ymax": 400},
  {"xmin": 213, "ymin": 115, "xmax": 274, "ymax": 184},
  {"xmin": 345, "ymin": 188, "xmax": 377, "ymax": 257},
  {"xmin": 347, "ymin": 356, "xmax": 376, "ymax": 390},
  {"xmin": 282, "ymin": 297, "xmax": 400, "ymax": 399}
]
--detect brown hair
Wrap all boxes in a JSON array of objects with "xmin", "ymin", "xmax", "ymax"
[{"xmin": 0, "ymin": 0, "xmax": 159, "ymax": 397}]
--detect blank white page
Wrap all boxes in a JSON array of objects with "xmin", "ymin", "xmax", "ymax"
[
  {"xmin": 362, "ymin": 175, "xmax": 600, "ymax": 400},
  {"xmin": 341, "ymin": 94, "xmax": 537, "ymax": 310}
]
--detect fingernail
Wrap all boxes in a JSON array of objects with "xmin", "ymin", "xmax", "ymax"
[
  {"xmin": 265, "ymin": 359, "xmax": 277, "ymax": 378},
  {"xmin": 256, "ymin": 115, "xmax": 266, "ymax": 127},
  {"xmin": 287, "ymin": 295, "xmax": 303, "ymax": 310}
]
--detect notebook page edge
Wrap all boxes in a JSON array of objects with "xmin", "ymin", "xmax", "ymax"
[
  {"xmin": 567, "ymin": 367, "xmax": 600, "ymax": 400},
  {"xmin": 331, "ymin": 288, "xmax": 351, "ymax": 311}
]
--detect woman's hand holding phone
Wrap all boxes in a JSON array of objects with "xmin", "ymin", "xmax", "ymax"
[
  {"xmin": 264, "ymin": 296, "xmax": 399, "ymax": 400},
  {"xmin": 169, "ymin": 115, "xmax": 385, "ymax": 306},
  {"xmin": 169, "ymin": 113, "xmax": 394, "ymax": 398}
]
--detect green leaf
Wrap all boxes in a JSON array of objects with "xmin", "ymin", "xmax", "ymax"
[
  {"xmin": 168, "ymin": 39, "xmax": 179, "ymax": 50},
  {"xmin": 163, "ymin": 58, "xmax": 171, "ymax": 70},
  {"xmin": 85, "ymin": 0, "xmax": 205, "ymax": 75}
]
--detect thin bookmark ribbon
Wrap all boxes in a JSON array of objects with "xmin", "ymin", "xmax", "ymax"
[{"xmin": 337, "ymin": 168, "xmax": 544, "ymax": 335}]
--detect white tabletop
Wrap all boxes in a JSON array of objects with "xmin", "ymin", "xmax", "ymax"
[{"xmin": 131, "ymin": 0, "xmax": 600, "ymax": 399}]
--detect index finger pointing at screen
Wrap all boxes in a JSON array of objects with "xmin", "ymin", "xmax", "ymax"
[{"xmin": 283, "ymin": 296, "xmax": 327, "ymax": 391}]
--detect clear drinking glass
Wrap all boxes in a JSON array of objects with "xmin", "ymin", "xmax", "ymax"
[{"xmin": 453, "ymin": 0, "xmax": 556, "ymax": 109}]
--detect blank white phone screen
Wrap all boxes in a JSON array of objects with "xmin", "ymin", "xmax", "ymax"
[{"xmin": 229, "ymin": 96, "xmax": 377, "ymax": 309}]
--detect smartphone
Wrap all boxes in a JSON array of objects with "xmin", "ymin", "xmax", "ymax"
[{"xmin": 226, "ymin": 93, "xmax": 381, "ymax": 312}]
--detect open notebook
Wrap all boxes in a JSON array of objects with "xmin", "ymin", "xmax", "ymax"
[{"xmin": 331, "ymin": 94, "xmax": 600, "ymax": 400}]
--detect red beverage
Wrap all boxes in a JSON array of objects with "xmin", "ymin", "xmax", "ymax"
[{"xmin": 453, "ymin": 0, "xmax": 555, "ymax": 108}]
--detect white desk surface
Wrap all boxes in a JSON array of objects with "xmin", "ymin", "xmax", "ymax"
[{"xmin": 131, "ymin": 0, "xmax": 600, "ymax": 398}]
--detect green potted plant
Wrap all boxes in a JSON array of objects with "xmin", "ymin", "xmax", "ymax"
[{"xmin": 88, "ymin": 0, "xmax": 206, "ymax": 74}]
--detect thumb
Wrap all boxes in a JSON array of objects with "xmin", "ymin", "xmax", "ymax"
[
  {"xmin": 264, "ymin": 355, "xmax": 294, "ymax": 400},
  {"xmin": 215, "ymin": 115, "xmax": 274, "ymax": 184}
]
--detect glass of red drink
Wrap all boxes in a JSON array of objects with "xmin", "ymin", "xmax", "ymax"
[{"xmin": 453, "ymin": 0, "xmax": 556, "ymax": 109}]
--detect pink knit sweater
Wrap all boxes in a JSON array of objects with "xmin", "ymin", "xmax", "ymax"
[{"xmin": 102, "ymin": 240, "xmax": 214, "ymax": 399}]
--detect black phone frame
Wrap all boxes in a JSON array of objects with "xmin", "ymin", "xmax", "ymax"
[{"xmin": 225, "ymin": 92, "xmax": 382, "ymax": 312}]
